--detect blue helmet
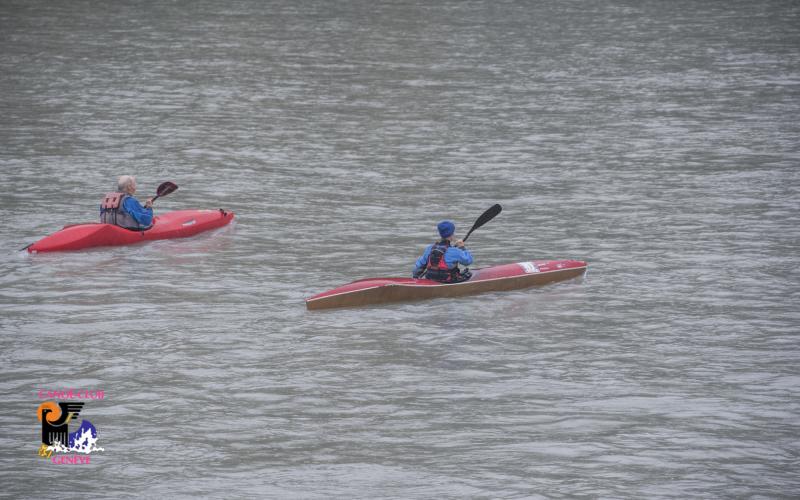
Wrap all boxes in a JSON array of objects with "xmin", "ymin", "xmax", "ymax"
[{"xmin": 437, "ymin": 220, "xmax": 455, "ymax": 238}]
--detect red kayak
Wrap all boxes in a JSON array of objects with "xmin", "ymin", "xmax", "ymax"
[
  {"xmin": 26, "ymin": 209, "xmax": 235, "ymax": 253},
  {"xmin": 306, "ymin": 259, "xmax": 587, "ymax": 310}
]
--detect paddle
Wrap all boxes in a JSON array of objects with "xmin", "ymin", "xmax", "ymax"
[
  {"xmin": 462, "ymin": 203, "xmax": 502, "ymax": 243},
  {"xmin": 151, "ymin": 181, "xmax": 178, "ymax": 203}
]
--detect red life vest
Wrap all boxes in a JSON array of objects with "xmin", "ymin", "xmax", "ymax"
[{"xmin": 424, "ymin": 240, "xmax": 461, "ymax": 283}]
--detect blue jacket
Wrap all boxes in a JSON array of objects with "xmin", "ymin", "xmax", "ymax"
[
  {"xmin": 413, "ymin": 243, "xmax": 473, "ymax": 276},
  {"xmin": 123, "ymin": 197, "xmax": 153, "ymax": 227}
]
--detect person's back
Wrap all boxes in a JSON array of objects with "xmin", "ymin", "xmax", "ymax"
[
  {"xmin": 99, "ymin": 175, "xmax": 153, "ymax": 230},
  {"xmin": 413, "ymin": 220, "xmax": 473, "ymax": 283}
]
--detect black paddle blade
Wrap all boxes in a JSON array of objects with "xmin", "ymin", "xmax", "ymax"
[
  {"xmin": 156, "ymin": 181, "xmax": 178, "ymax": 198},
  {"xmin": 463, "ymin": 204, "xmax": 502, "ymax": 242}
]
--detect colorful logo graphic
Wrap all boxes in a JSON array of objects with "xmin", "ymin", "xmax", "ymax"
[{"xmin": 37, "ymin": 399, "xmax": 103, "ymax": 463}]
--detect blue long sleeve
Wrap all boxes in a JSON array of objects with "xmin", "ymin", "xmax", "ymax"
[
  {"xmin": 122, "ymin": 197, "xmax": 153, "ymax": 227},
  {"xmin": 450, "ymin": 247, "xmax": 473, "ymax": 266},
  {"xmin": 413, "ymin": 244, "xmax": 434, "ymax": 274}
]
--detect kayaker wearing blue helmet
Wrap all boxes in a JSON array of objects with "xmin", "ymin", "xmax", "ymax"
[
  {"xmin": 412, "ymin": 220, "xmax": 474, "ymax": 283},
  {"xmin": 99, "ymin": 175, "xmax": 154, "ymax": 230}
]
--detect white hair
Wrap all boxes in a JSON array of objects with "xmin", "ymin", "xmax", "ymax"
[{"xmin": 117, "ymin": 175, "xmax": 136, "ymax": 192}]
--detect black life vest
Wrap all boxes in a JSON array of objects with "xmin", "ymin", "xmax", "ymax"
[{"xmin": 424, "ymin": 240, "xmax": 463, "ymax": 283}]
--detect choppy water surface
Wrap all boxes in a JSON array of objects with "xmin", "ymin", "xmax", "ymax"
[{"xmin": 1, "ymin": 0, "xmax": 798, "ymax": 497}]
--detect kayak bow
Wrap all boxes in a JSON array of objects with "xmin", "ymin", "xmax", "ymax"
[{"xmin": 306, "ymin": 259, "xmax": 587, "ymax": 310}]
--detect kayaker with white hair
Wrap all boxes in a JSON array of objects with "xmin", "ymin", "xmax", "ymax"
[
  {"xmin": 99, "ymin": 175, "xmax": 154, "ymax": 230},
  {"xmin": 412, "ymin": 220, "xmax": 474, "ymax": 283}
]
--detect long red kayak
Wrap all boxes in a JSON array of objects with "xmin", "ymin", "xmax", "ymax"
[
  {"xmin": 26, "ymin": 209, "xmax": 235, "ymax": 253},
  {"xmin": 306, "ymin": 259, "xmax": 587, "ymax": 310}
]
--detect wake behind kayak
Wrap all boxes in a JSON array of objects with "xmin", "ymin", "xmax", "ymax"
[{"xmin": 26, "ymin": 209, "xmax": 234, "ymax": 253}]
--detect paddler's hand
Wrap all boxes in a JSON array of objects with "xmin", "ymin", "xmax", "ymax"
[
  {"xmin": 455, "ymin": 239, "xmax": 465, "ymax": 248},
  {"xmin": 144, "ymin": 198, "xmax": 153, "ymax": 209}
]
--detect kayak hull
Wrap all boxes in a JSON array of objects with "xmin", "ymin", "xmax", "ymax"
[
  {"xmin": 306, "ymin": 259, "xmax": 587, "ymax": 310},
  {"xmin": 27, "ymin": 209, "xmax": 234, "ymax": 253}
]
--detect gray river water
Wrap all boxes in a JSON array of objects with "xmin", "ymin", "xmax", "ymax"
[{"xmin": 1, "ymin": 0, "xmax": 798, "ymax": 497}]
